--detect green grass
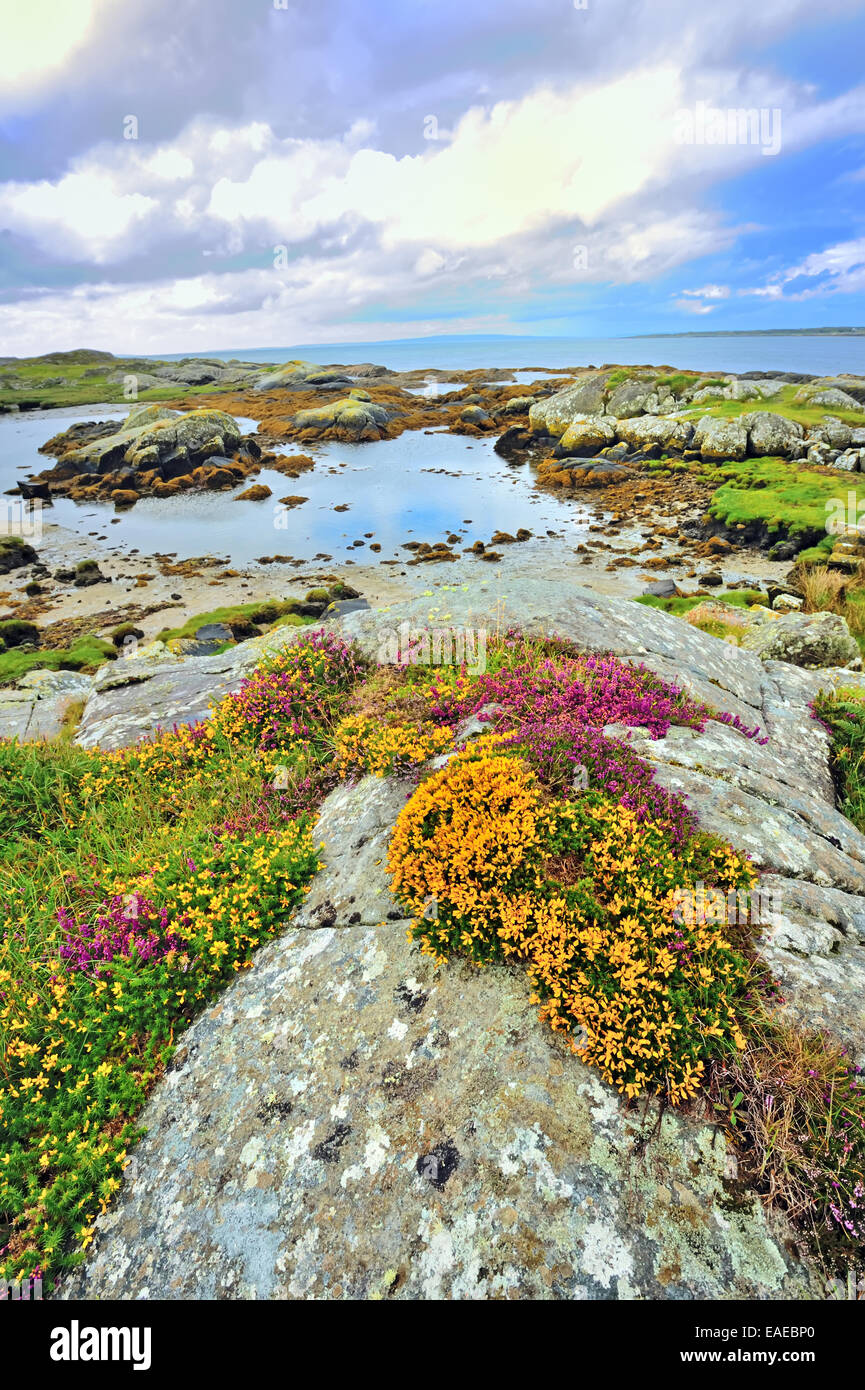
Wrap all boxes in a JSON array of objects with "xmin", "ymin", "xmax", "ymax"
[
  {"xmin": 812, "ymin": 688, "xmax": 865, "ymax": 834},
  {"xmin": 0, "ymin": 636, "xmax": 117, "ymax": 687},
  {"xmin": 602, "ymin": 368, "xmax": 631, "ymax": 389},
  {"xmin": 678, "ymin": 382, "xmax": 865, "ymax": 429},
  {"xmin": 655, "ymin": 371, "xmax": 702, "ymax": 396},
  {"xmin": 156, "ymin": 600, "xmax": 309, "ymax": 644},
  {"xmin": 635, "ymin": 589, "xmax": 768, "ymax": 617},
  {"xmin": 707, "ymin": 456, "xmax": 865, "ymax": 539}
]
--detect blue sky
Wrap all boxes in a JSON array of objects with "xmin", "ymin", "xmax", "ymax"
[{"xmin": 1, "ymin": 0, "xmax": 864, "ymax": 354}]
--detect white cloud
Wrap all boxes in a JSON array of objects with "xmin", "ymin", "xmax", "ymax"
[
  {"xmin": 3, "ymin": 19, "xmax": 865, "ymax": 349},
  {"xmin": 3, "ymin": 0, "xmax": 103, "ymax": 101},
  {"xmin": 415, "ymin": 249, "xmax": 447, "ymax": 276},
  {"xmin": 674, "ymin": 297, "xmax": 716, "ymax": 314},
  {"xmin": 0, "ymin": 170, "xmax": 156, "ymax": 261},
  {"xmin": 205, "ymin": 67, "xmax": 691, "ymax": 252},
  {"xmin": 680, "ymin": 284, "xmax": 730, "ymax": 299},
  {"xmin": 740, "ymin": 236, "xmax": 865, "ymax": 299}
]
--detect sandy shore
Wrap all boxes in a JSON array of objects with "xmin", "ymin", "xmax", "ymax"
[{"xmin": 7, "ymin": 500, "xmax": 791, "ymax": 648}]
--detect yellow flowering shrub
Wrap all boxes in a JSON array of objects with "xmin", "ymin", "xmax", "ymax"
[
  {"xmin": 334, "ymin": 714, "xmax": 455, "ymax": 778},
  {"xmin": 0, "ymin": 632, "xmax": 360, "ymax": 1283},
  {"xmin": 388, "ymin": 746, "xmax": 755, "ymax": 1104}
]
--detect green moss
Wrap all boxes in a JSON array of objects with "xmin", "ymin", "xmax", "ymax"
[
  {"xmin": 655, "ymin": 372, "xmax": 700, "ymax": 396},
  {"xmin": 708, "ymin": 456, "xmax": 864, "ymax": 537},
  {"xmin": 602, "ymin": 368, "xmax": 632, "ymax": 389},
  {"xmin": 156, "ymin": 599, "xmax": 310, "ymax": 644},
  {"xmin": 269, "ymin": 613, "xmax": 306, "ymax": 632},
  {"xmin": 0, "ymin": 636, "xmax": 116, "ymax": 686},
  {"xmin": 795, "ymin": 536, "xmax": 836, "ymax": 567},
  {"xmin": 635, "ymin": 589, "xmax": 768, "ymax": 617}
]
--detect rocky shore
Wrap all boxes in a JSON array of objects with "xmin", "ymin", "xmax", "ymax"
[
  {"xmin": 58, "ymin": 582, "xmax": 865, "ymax": 1301},
  {"xmin": 3, "ymin": 353, "xmax": 865, "ymax": 719}
]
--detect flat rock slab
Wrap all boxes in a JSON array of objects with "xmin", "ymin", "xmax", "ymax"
[
  {"xmin": 62, "ymin": 924, "xmax": 817, "ymax": 1301},
  {"xmin": 75, "ymin": 624, "xmax": 317, "ymax": 750},
  {"xmin": 0, "ymin": 670, "xmax": 93, "ymax": 742},
  {"xmin": 294, "ymin": 776, "xmax": 415, "ymax": 928},
  {"xmin": 604, "ymin": 717, "xmax": 865, "ymax": 1060},
  {"xmin": 757, "ymin": 874, "xmax": 865, "ymax": 1053}
]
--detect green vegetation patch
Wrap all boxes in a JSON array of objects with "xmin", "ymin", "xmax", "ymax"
[
  {"xmin": 0, "ymin": 356, "xmax": 242, "ymax": 410},
  {"xmin": 708, "ymin": 456, "xmax": 865, "ymax": 537},
  {"xmin": 635, "ymin": 589, "xmax": 768, "ymax": 617},
  {"xmin": 156, "ymin": 600, "xmax": 309, "ymax": 644},
  {"xmin": 0, "ymin": 636, "xmax": 116, "ymax": 687},
  {"xmin": 0, "ymin": 631, "xmax": 365, "ymax": 1281},
  {"xmin": 813, "ymin": 686, "xmax": 865, "ymax": 834},
  {"xmin": 655, "ymin": 371, "xmax": 702, "ymax": 396},
  {"xmin": 679, "ymin": 382, "xmax": 865, "ymax": 428}
]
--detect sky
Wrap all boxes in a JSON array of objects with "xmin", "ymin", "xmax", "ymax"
[{"xmin": 1, "ymin": 0, "xmax": 865, "ymax": 356}]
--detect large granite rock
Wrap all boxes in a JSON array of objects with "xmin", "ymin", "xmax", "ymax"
[
  {"xmin": 742, "ymin": 411, "xmax": 804, "ymax": 458},
  {"xmin": 254, "ymin": 360, "xmax": 352, "ymax": 392},
  {"xmin": 615, "ymin": 415, "xmax": 694, "ymax": 452},
  {"xmin": 741, "ymin": 609, "xmax": 861, "ymax": 670},
  {"xmin": 809, "ymin": 416, "xmax": 854, "ymax": 450},
  {"xmin": 58, "ymin": 580, "xmax": 865, "ymax": 1299},
  {"xmin": 556, "ymin": 415, "xmax": 617, "ymax": 455},
  {"xmin": 693, "ymin": 415, "xmax": 749, "ymax": 461},
  {"xmin": 44, "ymin": 407, "xmax": 245, "ymax": 476},
  {"xmin": 605, "ymin": 376, "xmax": 666, "ymax": 419},
  {"xmin": 728, "ymin": 379, "xmax": 785, "ymax": 401},
  {"xmin": 805, "ymin": 388, "xmax": 863, "ymax": 411},
  {"xmin": 293, "ymin": 391, "xmax": 391, "ymax": 442},
  {"xmin": 0, "ymin": 669, "xmax": 94, "ymax": 742},
  {"xmin": 62, "ymin": 911, "xmax": 818, "ymax": 1301},
  {"xmin": 528, "ymin": 374, "xmax": 611, "ymax": 435}
]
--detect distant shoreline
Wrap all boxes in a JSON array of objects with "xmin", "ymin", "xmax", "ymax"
[{"xmin": 626, "ymin": 328, "xmax": 865, "ymax": 339}]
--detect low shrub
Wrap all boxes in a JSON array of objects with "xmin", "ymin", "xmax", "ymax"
[
  {"xmin": 389, "ymin": 747, "xmax": 753, "ymax": 1104},
  {"xmin": 0, "ymin": 632, "xmax": 364, "ymax": 1282}
]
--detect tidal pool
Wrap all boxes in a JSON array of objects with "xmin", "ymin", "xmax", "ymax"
[{"xmin": 0, "ymin": 408, "xmax": 595, "ymax": 567}]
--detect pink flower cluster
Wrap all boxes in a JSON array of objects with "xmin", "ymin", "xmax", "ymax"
[
  {"xmin": 223, "ymin": 631, "xmax": 366, "ymax": 751},
  {"xmin": 58, "ymin": 893, "xmax": 183, "ymax": 977},
  {"xmin": 428, "ymin": 648, "xmax": 768, "ymax": 844}
]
